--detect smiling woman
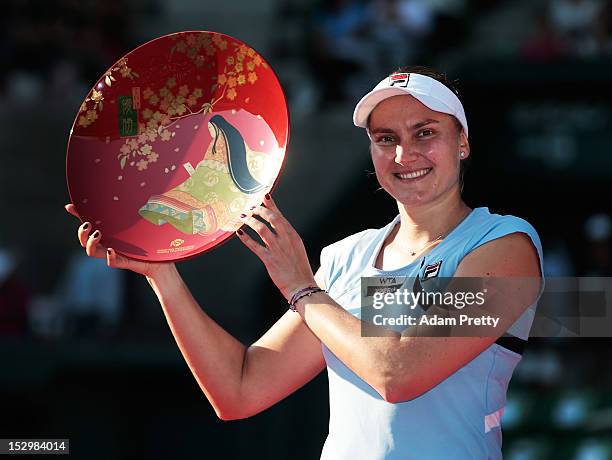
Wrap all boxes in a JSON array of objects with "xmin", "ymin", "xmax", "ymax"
[
  {"xmin": 66, "ymin": 65, "xmax": 543, "ymax": 460},
  {"xmin": 368, "ymin": 96, "xmax": 467, "ymax": 208}
]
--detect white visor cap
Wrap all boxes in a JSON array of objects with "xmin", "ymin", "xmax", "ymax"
[{"xmin": 353, "ymin": 72, "xmax": 468, "ymax": 137}]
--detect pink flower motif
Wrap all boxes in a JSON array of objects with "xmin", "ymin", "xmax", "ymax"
[
  {"xmin": 147, "ymin": 152, "xmax": 159, "ymax": 163},
  {"xmin": 120, "ymin": 143, "xmax": 131, "ymax": 155},
  {"xmin": 136, "ymin": 159, "xmax": 148, "ymax": 171},
  {"xmin": 160, "ymin": 130, "xmax": 172, "ymax": 141}
]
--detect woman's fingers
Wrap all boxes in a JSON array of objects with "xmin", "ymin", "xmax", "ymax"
[
  {"xmin": 78, "ymin": 222, "xmax": 92, "ymax": 248},
  {"xmin": 85, "ymin": 229, "xmax": 107, "ymax": 259},
  {"xmin": 64, "ymin": 203, "xmax": 80, "ymax": 219},
  {"xmin": 240, "ymin": 215, "xmax": 276, "ymax": 248},
  {"xmin": 260, "ymin": 194, "xmax": 295, "ymax": 233},
  {"xmin": 250, "ymin": 206, "xmax": 280, "ymax": 233},
  {"xmin": 77, "ymin": 218, "xmax": 109, "ymax": 259},
  {"xmin": 262, "ymin": 194, "xmax": 285, "ymax": 221},
  {"xmin": 235, "ymin": 228, "xmax": 268, "ymax": 259},
  {"xmin": 66, "ymin": 203, "xmax": 163, "ymax": 276},
  {"xmin": 106, "ymin": 248, "xmax": 142, "ymax": 271}
]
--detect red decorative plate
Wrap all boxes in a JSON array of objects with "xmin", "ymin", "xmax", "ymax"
[{"xmin": 66, "ymin": 31, "xmax": 289, "ymax": 261}]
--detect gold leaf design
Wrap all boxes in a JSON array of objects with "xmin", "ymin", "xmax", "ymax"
[
  {"xmin": 113, "ymin": 33, "xmax": 270, "ymax": 171},
  {"xmin": 91, "ymin": 89, "xmax": 103, "ymax": 103},
  {"xmin": 79, "ymin": 57, "xmax": 138, "ymax": 130}
]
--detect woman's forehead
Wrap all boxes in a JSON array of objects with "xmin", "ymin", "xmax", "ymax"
[{"xmin": 368, "ymin": 95, "xmax": 450, "ymax": 128}]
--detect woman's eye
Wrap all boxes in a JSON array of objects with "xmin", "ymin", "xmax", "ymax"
[
  {"xmin": 376, "ymin": 135, "xmax": 396, "ymax": 143},
  {"xmin": 417, "ymin": 129, "xmax": 434, "ymax": 138}
]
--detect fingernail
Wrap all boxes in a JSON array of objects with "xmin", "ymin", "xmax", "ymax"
[
  {"xmin": 237, "ymin": 229, "xmax": 244, "ymax": 235},
  {"xmin": 92, "ymin": 230, "xmax": 100, "ymax": 238},
  {"xmin": 240, "ymin": 213, "xmax": 246, "ymax": 218},
  {"xmin": 83, "ymin": 222, "xmax": 90, "ymax": 230},
  {"xmin": 265, "ymin": 193, "xmax": 271, "ymax": 200},
  {"xmin": 107, "ymin": 248, "xmax": 112, "ymax": 255}
]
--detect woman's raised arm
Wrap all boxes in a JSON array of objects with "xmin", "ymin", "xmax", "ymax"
[
  {"xmin": 66, "ymin": 204, "xmax": 326, "ymax": 420},
  {"xmin": 148, "ymin": 266, "xmax": 326, "ymax": 420}
]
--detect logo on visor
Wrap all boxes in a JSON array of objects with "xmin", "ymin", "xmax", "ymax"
[{"xmin": 389, "ymin": 73, "xmax": 410, "ymax": 88}]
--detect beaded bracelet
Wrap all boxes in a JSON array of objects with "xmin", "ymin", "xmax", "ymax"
[{"xmin": 288, "ymin": 286, "xmax": 325, "ymax": 312}]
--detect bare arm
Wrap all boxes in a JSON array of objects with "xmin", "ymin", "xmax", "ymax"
[
  {"xmin": 67, "ymin": 204, "xmax": 325, "ymax": 420},
  {"xmin": 149, "ymin": 266, "xmax": 326, "ymax": 420}
]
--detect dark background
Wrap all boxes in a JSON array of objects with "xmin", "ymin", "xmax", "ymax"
[{"xmin": 1, "ymin": 0, "xmax": 612, "ymax": 458}]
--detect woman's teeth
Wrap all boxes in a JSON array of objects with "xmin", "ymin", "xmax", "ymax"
[{"xmin": 394, "ymin": 168, "xmax": 432, "ymax": 180}]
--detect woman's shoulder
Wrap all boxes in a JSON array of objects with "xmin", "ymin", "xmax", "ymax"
[
  {"xmin": 463, "ymin": 207, "xmax": 543, "ymax": 262},
  {"xmin": 468, "ymin": 207, "xmax": 540, "ymax": 239},
  {"xmin": 322, "ymin": 228, "xmax": 378, "ymax": 255},
  {"xmin": 318, "ymin": 217, "xmax": 399, "ymax": 279},
  {"xmin": 321, "ymin": 217, "xmax": 398, "ymax": 261}
]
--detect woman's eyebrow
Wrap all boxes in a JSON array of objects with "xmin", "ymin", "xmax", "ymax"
[
  {"xmin": 369, "ymin": 119, "xmax": 439, "ymax": 134},
  {"xmin": 369, "ymin": 127, "xmax": 395, "ymax": 134},
  {"xmin": 411, "ymin": 119, "xmax": 439, "ymax": 130}
]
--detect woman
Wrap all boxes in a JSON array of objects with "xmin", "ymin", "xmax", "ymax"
[{"xmin": 67, "ymin": 66, "xmax": 543, "ymax": 459}]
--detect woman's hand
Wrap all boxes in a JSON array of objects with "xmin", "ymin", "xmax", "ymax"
[
  {"xmin": 65, "ymin": 203, "xmax": 173, "ymax": 279},
  {"xmin": 236, "ymin": 195, "xmax": 316, "ymax": 300}
]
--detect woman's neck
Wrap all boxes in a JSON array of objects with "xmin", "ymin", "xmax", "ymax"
[{"xmin": 394, "ymin": 194, "xmax": 471, "ymax": 247}]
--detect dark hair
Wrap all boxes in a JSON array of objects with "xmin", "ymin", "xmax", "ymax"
[{"xmin": 390, "ymin": 65, "xmax": 470, "ymax": 192}]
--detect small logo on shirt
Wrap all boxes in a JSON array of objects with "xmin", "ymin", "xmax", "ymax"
[
  {"xmin": 389, "ymin": 73, "xmax": 410, "ymax": 87},
  {"xmin": 422, "ymin": 260, "xmax": 442, "ymax": 280}
]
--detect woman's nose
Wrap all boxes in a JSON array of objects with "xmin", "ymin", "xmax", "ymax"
[{"xmin": 394, "ymin": 144, "xmax": 418, "ymax": 165}]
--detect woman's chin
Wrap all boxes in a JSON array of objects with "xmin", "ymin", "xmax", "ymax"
[{"xmin": 389, "ymin": 191, "xmax": 431, "ymax": 207}]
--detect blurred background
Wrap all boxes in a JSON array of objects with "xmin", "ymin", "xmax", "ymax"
[{"xmin": 1, "ymin": 0, "xmax": 612, "ymax": 458}]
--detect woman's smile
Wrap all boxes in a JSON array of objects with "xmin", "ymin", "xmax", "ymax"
[{"xmin": 393, "ymin": 168, "xmax": 432, "ymax": 181}]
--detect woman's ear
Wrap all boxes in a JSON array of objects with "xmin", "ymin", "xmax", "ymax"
[{"xmin": 459, "ymin": 130, "xmax": 470, "ymax": 159}]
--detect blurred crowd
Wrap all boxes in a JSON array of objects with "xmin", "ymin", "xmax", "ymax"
[
  {"xmin": 521, "ymin": 0, "xmax": 612, "ymax": 60},
  {"xmin": 3, "ymin": 1, "xmax": 612, "ymax": 109},
  {"xmin": 0, "ymin": 0, "xmax": 136, "ymax": 108}
]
